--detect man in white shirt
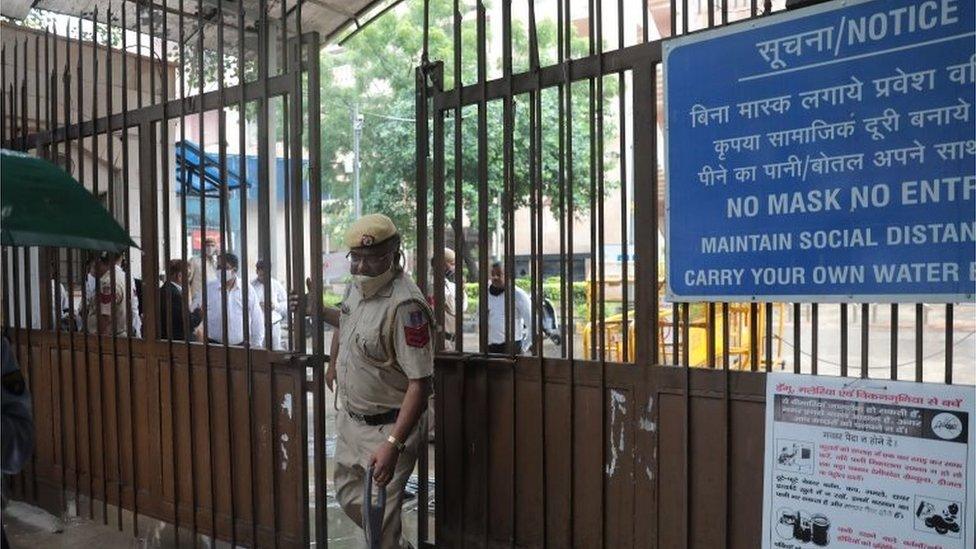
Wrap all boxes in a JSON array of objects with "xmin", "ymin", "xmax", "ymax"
[
  {"xmin": 252, "ymin": 259, "xmax": 288, "ymax": 350},
  {"xmin": 190, "ymin": 237, "xmax": 219, "ymax": 310},
  {"xmin": 205, "ymin": 252, "xmax": 265, "ymax": 347},
  {"xmin": 430, "ymin": 247, "xmax": 468, "ymax": 343},
  {"xmin": 486, "ymin": 261, "xmax": 532, "ymax": 354}
]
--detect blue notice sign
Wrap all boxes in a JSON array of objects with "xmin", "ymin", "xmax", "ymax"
[{"xmin": 664, "ymin": 0, "xmax": 975, "ymax": 302}]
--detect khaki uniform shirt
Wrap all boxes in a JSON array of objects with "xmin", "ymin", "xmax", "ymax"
[
  {"xmin": 336, "ymin": 272, "xmax": 434, "ymax": 416},
  {"xmin": 86, "ymin": 271, "xmax": 129, "ymax": 336}
]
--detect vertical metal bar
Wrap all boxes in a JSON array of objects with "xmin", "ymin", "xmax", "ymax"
[
  {"xmin": 257, "ymin": 3, "xmax": 279, "ymax": 546},
  {"xmin": 153, "ymin": 0, "xmax": 178, "ymax": 542},
  {"xmin": 673, "ymin": 302, "xmax": 680, "ymax": 365},
  {"xmin": 527, "ymin": 1, "xmax": 547, "ymax": 539},
  {"xmin": 682, "ymin": 0, "xmax": 689, "ymax": 35},
  {"xmin": 890, "ymin": 304, "xmax": 898, "ymax": 381},
  {"xmin": 20, "ymin": 38, "xmax": 28, "ymax": 151},
  {"xmin": 681, "ymin": 301, "xmax": 690, "ymax": 549},
  {"xmin": 562, "ymin": 0, "xmax": 576, "ymax": 542},
  {"xmin": 476, "ymin": 1, "xmax": 488, "ymax": 354},
  {"xmin": 557, "ymin": 0, "xmax": 567, "ymax": 360},
  {"xmin": 1, "ymin": 45, "xmax": 5, "ymax": 146},
  {"xmin": 308, "ymin": 22, "xmax": 327, "ymax": 540},
  {"xmin": 415, "ymin": 71, "xmax": 429, "ymax": 300},
  {"xmin": 291, "ymin": 11, "xmax": 306, "ymax": 356},
  {"xmin": 860, "ymin": 303, "xmax": 869, "ymax": 378},
  {"xmin": 215, "ymin": 0, "xmax": 238, "ymax": 542},
  {"xmin": 840, "ymin": 304, "xmax": 849, "ymax": 377},
  {"xmin": 630, "ymin": 52, "xmax": 657, "ymax": 376},
  {"xmin": 722, "ymin": 303, "xmax": 730, "ymax": 370},
  {"xmin": 915, "ymin": 303, "xmax": 923, "ymax": 382},
  {"xmin": 452, "ymin": 0, "xmax": 463, "ymax": 352},
  {"xmin": 587, "ymin": 3, "xmax": 597, "ymax": 363},
  {"xmin": 425, "ymin": 63, "xmax": 444, "ymax": 549},
  {"xmin": 123, "ymin": 3, "xmax": 140, "ymax": 534},
  {"xmin": 708, "ymin": 0, "xmax": 715, "ymax": 28},
  {"xmin": 73, "ymin": 19, "xmax": 97, "ymax": 520},
  {"xmin": 722, "ymin": 300, "xmax": 731, "ymax": 548},
  {"xmin": 811, "ymin": 303, "xmax": 819, "ymax": 375},
  {"xmin": 61, "ymin": 27, "xmax": 82, "ymax": 517},
  {"xmin": 236, "ymin": 2, "xmax": 258, "ymax": 544},
  {"xmin": 294, "ymin": 2, "xmax": 309, "ymax": 543},
  {"xmin": 707, "ymin": 303, "xmax": 716, "ymax": 367},
  {"xmin": 749, "ymin": 304, "xmax": 758, "ymax": 371},
  {"xmin": 190, "ymin": 0, "xmax": 215, "ymax": 542},
  {"xmin": 307, "ymin": 29, "xmax": 324, "ymax": 360},
  {"xmin": 618, "ymin": 40, "xmax": 629, "ymax": 362},
  {"xmin": 944, "ymin": 304, "xmax": 953, "ymax": 384},
  {"xmin": 793, "ymin": 303, "xmax": 800, "ymax": 373},
  {"xmin": 89, "ymin": 8, "xmax": 112, "ymax": 524},
  {"xmin": 594, "ymin": 0, "xmax": 609, "ymax": 543},
  {"xmin": 764, "ymin": 302, "xmax": 773, "ymax": 371},
  {"xmin": 104, "ymin": 7, "xmax": 125, "ymax": 530},
  {"xmin": 47, "ymin": 25, "xmax": 70, "ymax": 515},
  {"xmin": 173, "ymin": 0, "xmax": 196, "ymax": 540},
  {"xmin": 669, "ymin": 0, "xmax": 676, "ymax": 38}
]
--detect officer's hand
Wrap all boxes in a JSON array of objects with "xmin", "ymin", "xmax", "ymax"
[
  {"xmin": 325, "ymin": 362, "xmax": 336, "ymax": 392},
  {"xmin": 369, "ymin": 441, "xmax": 400, "ymax": 487}
]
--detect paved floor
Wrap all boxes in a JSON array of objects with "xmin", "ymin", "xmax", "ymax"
[{"xmin": 3, "ymin": 501, "xmax": 138, "ymax": 549}]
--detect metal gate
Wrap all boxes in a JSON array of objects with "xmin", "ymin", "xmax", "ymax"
[
  {"xmin": 1, "ymin": 1, "xmax": 329, "ymax": 546},
  {"xmin": 415, "ymin": 1, "xmax": 972, "ymax": 547}
]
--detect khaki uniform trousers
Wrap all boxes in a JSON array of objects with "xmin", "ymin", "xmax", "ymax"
[{"xmin": 335, "ymin": 410, "xmax": 425, "ymax": 549}]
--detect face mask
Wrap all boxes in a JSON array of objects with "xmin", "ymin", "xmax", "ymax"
[
  {"xmin": 354, "ymin": 266, "xmax": 396, "ymax": 298},
  {"xmin": 488, "ymin": 284, "xmax": 505, "ymax": 296}
]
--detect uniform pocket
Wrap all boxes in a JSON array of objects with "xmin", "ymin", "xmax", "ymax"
[{"xmin": 357, "ymin": 332, "xmax": 388, "ymax": 363}]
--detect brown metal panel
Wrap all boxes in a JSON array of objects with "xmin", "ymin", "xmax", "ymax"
[
  {"xmin": 572, "ymin": 381, "xmax": 604, "ymax": 547},
  {"xmin": 604, "ymin": 372, "xmax": 636, "ymax": 549},
  {"xmin": 542, "ymin": 358, "xmax": 573, "ymax": 548},
  {"xmin": 486, "ymin": 360, "xmax": 515, "ymax": 543},
  {"xmin": 514, "ymin": 358, "xmax": 544, "ymax": 546},
  {"xmin": 657, "ymin": 388, "xmax": 688, "ymax": 547}
]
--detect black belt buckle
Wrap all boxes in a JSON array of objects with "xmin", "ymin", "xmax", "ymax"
[{"xmin": 349, "ymin": 409, "xmax": 400, "ymax": 426}]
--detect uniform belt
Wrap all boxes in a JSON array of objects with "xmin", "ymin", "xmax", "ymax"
[{"xmin": 348, "ymin": 408, "xmax": 400, "ymax": 426}]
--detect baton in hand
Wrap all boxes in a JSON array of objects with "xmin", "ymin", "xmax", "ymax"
[{"xmin": 363, "ymin": 465, "xmax": 387, "ymax": 549}]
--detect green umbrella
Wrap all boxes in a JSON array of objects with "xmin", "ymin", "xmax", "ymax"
[{"xmin": 1, "ymin": 149, "xmax": 137, "ymax": 252}]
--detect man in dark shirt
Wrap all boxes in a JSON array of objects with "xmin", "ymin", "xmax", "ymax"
[{"xmin": 158, "ymin": 259, "xmax": 202, "ymax": 340}]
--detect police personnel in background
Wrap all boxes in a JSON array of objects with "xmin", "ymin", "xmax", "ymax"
[
  {"xmin": 2, "ymin": 335, "xmax": 34, "ymax": 547},
  {"xmin": 333, "ymin": 213, "xmax": 433, "ymax": 549}
]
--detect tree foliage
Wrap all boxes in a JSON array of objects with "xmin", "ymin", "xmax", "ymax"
[{"xmin": 319, "ymin": 2, "xmax": 618, "ymax": 251}]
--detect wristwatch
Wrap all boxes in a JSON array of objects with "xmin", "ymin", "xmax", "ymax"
[{"xmin": 386, "ymin": 434, "xmax": 405, "ymax": 452}]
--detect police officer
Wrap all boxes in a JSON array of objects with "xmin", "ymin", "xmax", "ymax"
[
  {"xmin": 333, "ymin": 213, "xmax": 433, "ymax": 549},
  {"xmin": 1, "ymin": 335, "xmax": 33, "ymax": 477}
]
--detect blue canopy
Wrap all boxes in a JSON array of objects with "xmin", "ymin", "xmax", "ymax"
[{"xmin": 174, "ymin": 140, "xmax": 247, "ymax": 196}]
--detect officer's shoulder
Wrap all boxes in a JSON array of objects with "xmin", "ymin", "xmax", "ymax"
[{"xmin": 390, "ymin": 273, "xmax": 425, "ymax": 300}]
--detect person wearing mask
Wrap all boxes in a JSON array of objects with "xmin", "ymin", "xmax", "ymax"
[
  {"xmin": 331, "ymin": 213, "xmax": 432, "ymax": 548},
  {"xmin": 86, "ymin": 253, "xmax": 129, "ymax": 336},
  {"xmin": 252, "ymin": 259, "xmax": 289, "ymax": 350},
  {"xmin": 159, "ymin": 259, "xmax": 203, "ymax": 341},
  {"xmin": 430, "ymin": 247, "xmax": 467, "ymax": 343},
  {"xmin": 190, "ymin": 236, "xmax": 219, "ymax": 310},
  {"xmin": 486, "ymin": 260, "xmax": 533, "ymax": 354},
  {"xmin": 205, "ymin": 252, "xmax": 264, "ymax": 347}
]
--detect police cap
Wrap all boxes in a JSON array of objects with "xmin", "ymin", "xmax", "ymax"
[{"xmin": 345, "ymin": 213, "xmax": 399, "ymax": 249}]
